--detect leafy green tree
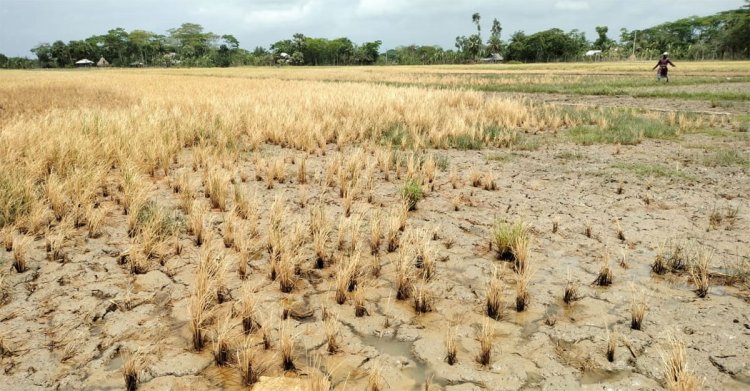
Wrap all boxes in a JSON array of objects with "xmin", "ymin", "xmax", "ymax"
[
  {"xmin": 31, "ymin": 43, "xmax": 54, "ymax": 67},
  {"xmin": 487, "ymin": 18, "xmax": 503, "ymax": 54},
  {"xmin": 593, "ymin": 26, "xmax": 614, "ymax": 51}
]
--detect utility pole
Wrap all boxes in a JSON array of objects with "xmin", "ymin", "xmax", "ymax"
[{"xmin": 632, "ymin": 30, "xmax": 637, "ymax": 59}]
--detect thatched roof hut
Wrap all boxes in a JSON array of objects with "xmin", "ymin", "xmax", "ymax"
[{"xmin": 97, "ymin": 57, "xmax": 110, "ymax": 67}]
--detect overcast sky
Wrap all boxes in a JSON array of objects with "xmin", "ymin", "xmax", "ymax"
[{"xmin": 0, "ymin": 0, "xmax": 745, "ymax": 57}]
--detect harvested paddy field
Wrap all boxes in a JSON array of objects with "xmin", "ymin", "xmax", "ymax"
[{"xmin": 0, "ymin": 63, "xmax": 748, "ymax": 391}]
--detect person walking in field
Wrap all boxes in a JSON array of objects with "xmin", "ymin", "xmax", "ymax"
[{"xmin": 653, "ymin": 52, "xmax": 676, "ymax": 82}]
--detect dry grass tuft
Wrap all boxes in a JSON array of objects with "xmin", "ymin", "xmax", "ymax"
[
  {"xmin": 366, "ymin": 360, "xmax": 384, "ymax": 391},
  {"xmin": 445, "ymin": 325, "xmax": 458, "ymax": 365},
  {"xmin": 369, "ymin": 212, "xmax": 381, "ymax": 256},
  {"xmin": 122, "ymin": 349, "xmax": 146, "ymax": 391},
  {"xmin": 630, "ymin": 285, "xmax": 647, "ymax": 330},
  {"xmin": 515, "ymin": 263, "xmax": 534, "ymax": 312},
  {"xmin": 594, "ymin": 251, "xmax": 613, "ymax": 286},
  {"xmin": 413, "ymin": 279, "xmax": 433, "ymax": 314},
  {"xmin": 238, "ymin": 285, "xmax": 257, "ymax": 335},
  {"xmin": 213, "ymin": 313, "xmax": 233, "ymax": 366},
  {"xmin": 486, "ymin": 267, "xmax": 504, "ymax": 320},
  {"xmin": 236, "ymin": 343, "xmax": 265, "ymax": 387},
  {"xmin": 1, "ymin": 228, "xmax": 13, "ymax": 251},
  {"xmin": 353, "ymin": 283, "xmax": 369, "ymax": 317},
  {"xmin": 395, "ymin": 252, "xmax": 413, "ymax": 301},
  {"xmin": 189, "ymin": 289, "xmax": 212, "ymax": 351},
  {"xmin": 325, "ymin": 316, "xmax": 341, "ymax": 354},
  {"xmin": 278, "ymin": 253, "xmax": 296, "ymax": 293},
  {"xmin": 280, "ymin": 320, "xmax": 296, "ymax": 371},
  {"xmin": 0, "ymin": 273, "xmax": 10, "ymax": 306},
  {"xmin": 662, "ymin": 337, "xmax": 702, "ymax": 391},
  {"xmin": 606, "ymin": 327, "xmax": 617, "ymax": 362},
  {"xmin": 563, "ymin": 271, "xmax": 580, "ymax": 304},
  {"xmin": 690, "ymin": 250, "xmax": 711, "ymax": 298},
  {"xmin": 188, "ymin": 202, "xmax": 207, "ymax": 246},
  {"xmin": 12, "ymin": 235, "xmax": 32, "ymax": 273},
  {"xmin": 476, "ymin": 320, "xmax": 493, "ymax": 366}
]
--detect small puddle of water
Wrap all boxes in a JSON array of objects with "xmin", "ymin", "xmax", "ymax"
[{"xmin": 360, "ymin": 334, "xmax": 444, "ymax": 390}]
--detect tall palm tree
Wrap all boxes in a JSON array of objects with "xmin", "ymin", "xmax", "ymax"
[{"xmin": 472, "ymin": 13, "xmax": 481, "ymax": 35}]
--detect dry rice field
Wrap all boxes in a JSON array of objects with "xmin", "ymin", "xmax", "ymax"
[{"xmin": 0, "ymin": 63, "xmax": 749, "ymax": 391}]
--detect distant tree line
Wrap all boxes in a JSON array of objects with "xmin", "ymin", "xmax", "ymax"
[{"xmin": 0, "ymin": 1, "xmax": 747, "ymax": 68}]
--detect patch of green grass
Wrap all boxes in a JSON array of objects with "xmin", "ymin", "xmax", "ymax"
[
  {"xmin": 434, "ymin": 154, "xmax": 450, "ymax": 171},
  {"xmin": 611, "ymin": 162, "xmax": 696, "ymax": 181},
  {"xmin": 737, "ymin": 114, "xmax": 750, "ymax": 133},
  {"xmin": 133, "ymin": 201, "xmax": 181, "ymax": 237},
  {"xmin": 555, "ymin": 151, "xmax": 586, "ymax": 161},
  {"xmin": 568, "ymin": 111, "xmax": 677, "ymax": 145},
  {"xmin": 702, "ymin": 149, "xmax": 750, "ymax": 168},
  {"xmin": 513, "ymin": 135, "xmax": 542, "ymax": 151},
  {"xmin": 447, "ymin": 134, "xmax": 483, "ymax": 150},
  {"xmin": 486, "ymin": 153, "xmax": 514, "ymax": 162},
  {"xmin": 401, "ymin": 179, "xmax": 423, "ymax": 211},
  {"xmin": 380, "ymin": 123, "xmax": 413, "ymax": 148}
]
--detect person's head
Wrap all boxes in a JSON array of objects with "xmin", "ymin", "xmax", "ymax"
[{"xmin": 662, "ymin": 52, "xmax": 669, "ymax": 59}]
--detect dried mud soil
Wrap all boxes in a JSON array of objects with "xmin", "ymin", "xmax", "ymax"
[
  {"xmin": 1, "ymin": 133, "xmax": 749, "ymax": 390},
  {"xmin": 491, "ymin": 91, "xmax": 750, "ymax": 116}
]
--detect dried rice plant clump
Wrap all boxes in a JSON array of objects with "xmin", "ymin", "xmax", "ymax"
[
  {"xmin": 395, "ymin": 253, "xmax": 413, "ymax": 301},
  {"xmin": 476, "ymin": 320, "xmax": 493, "ymax": 366},
  {"xmin": 512, "ymin": 236, "xmax": 530, "ymax": 274},
  {"xmin": 469, "ymin": 170, "xmax": 482, "ymax": 188},
  {"xmin": 236, "ymin": 343, "xmax": 265, "ymax": 387},
  {"xmin": 482, "ymin": 171, "xmax": 497, "ymax": 191},
  {"xmin": 652, "ymin": 241, "xmax": 668, "ymax": 274},
  {"xmin": 492, "ymin": 219, "xmax": 529, "ymax": 261},
  {"xmin": 413, "ymin": 279, "xmax": 433, "ymax": 314},
  {"xmin": 324, "ymin": 315, "xmax": 341, "ymax": 354},
  {"xmin": 386, "ymin": 214, "xmax": 400, "ymax": 253},
  {"xmin": 297, "ymin": 156, "xmax": 307, "ymax": 184},
  {"xmin": 606, "ymin": 327, "xmax": 617, "ymax": 362},
  {"xmin": 563, "ymin": 270, "xmax": 580, "ymax": 305},
  {"xmin": 366, "ymin": 360, "xmax": 384, "ymax": 391},
  {"xmin": 515, "ymin": 264, "xmax": 534, "ymax": 312},
  {"xmin": 369, "ymin": 211, "xmax": 381, "ymax": 255},
  {"xmin": 615, "ymin": 220, "xmax": 626, "ymax": 242},
  {"xmin": 278, "ymin": 253, "xmax": 296, "ymax": 293},
  {"xmin": 445, "ymin": 325, "xmax": 458, "ymax": 365},
  {"xmin": 630, "ymin": 285, "xmax": 648, "ymax": 330},
  {"xmin": 662, "ymin": 337, "xmax": 702, "ymax": 391},
  {"xmin": 12, "ymin": 235, "xmax": 32, "ymax": 273},
  {"xmin": 449, "ymin": 168, "xmax": 461, "ymax": 189},
  {"xmin": 188, "ymin": 202, "xmax": 207, "ymax": 246},
  {"xmin": 85, "ymin": 204, "xmax": 107, "ymax": 238},
  {"xmin": 1, "ymin": 227, "xmax": 13, "ymax": 251},
  {"xmin": 690, "ymin": 250, "xmax": 711, "ymax": 298},
  {"xmin": 212, "ymin": 313, "xmax": 234, "ymax": 366},
  {"xmin": 121, "ymin": 349, "xmax": 146, "ymax": 391},
  {"xmin": 222, "ymin": 211, "xmax": 237, "ymax": 249},
  {"xmin": 486, "ymin": 267, "xmax": 504, "ymax": 320},
  {"xmin": 584, "ymin": 221, "xmax": 593, "ymax": 238},
  {"xmin": 204, "ymin": 168, "xmax": 230, "ymax": 211},
  {"xmin": 552, "ymin": 216, "xmax": 559, "ymax": 234},
  {"xmin": 594, "ymin": 251, "xmax": 613, "ymax": 286},
  {"xmin": 313, "ymin": 224, "xmax": 331, "ymax": 269},
  {"xmin": 239, "ymin": 285, "xmax": 257, "ymax": 335},
  {"xmin": 353, "ymin": 283, "xmax": 369, "ymax": 317},
  {"xmin": 189, "ymin": 290, "xmax": 212, "ymax": 351},
  {"xmin": 279, "ymin": 321, "xmax": 296, "ymax": 371},
  {"xmin": 0, "ymin": 273, "xmax": 10, "ymax": 306}
]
